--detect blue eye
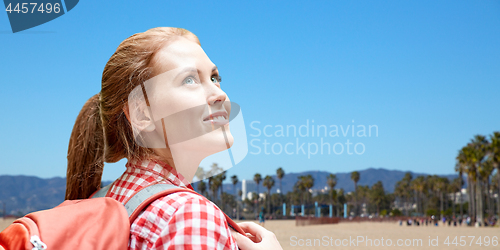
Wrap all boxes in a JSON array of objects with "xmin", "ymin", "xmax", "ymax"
[
  {"xmin": 183, "ymin": 76, "xmax": 196, "ymax": 85},
  {"xmin": 211, "ymin": 75, "xmax": 222, "ymax": 84}
]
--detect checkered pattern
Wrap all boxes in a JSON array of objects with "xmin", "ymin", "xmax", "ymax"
[{"xmin": 106, "ymin": 159, "xmax": 238, "ymax": 250}]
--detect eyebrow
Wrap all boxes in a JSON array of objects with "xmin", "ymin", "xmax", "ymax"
[{"xmin": 173, "ymin": 66, "xmax": 219, "ymax": 80}]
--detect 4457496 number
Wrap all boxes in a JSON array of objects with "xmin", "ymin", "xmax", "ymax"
[
  {"xmin": 5, "ymin": 2, "xmax": 61, "ymax": 14},
  {"xmin": 443, "ymin": 236, "xmax": 498, "ymax": 247}
]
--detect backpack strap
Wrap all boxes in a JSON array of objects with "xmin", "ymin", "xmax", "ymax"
[
  {"xmin": 91, "ymin": 183, "xmax": 113, "ymax": 198},
  {"xmin": 126, "ymin": 184, "xmax": 246, "ymax": 236},
  {"xmin": 125, "ymin": 184, "xmax": 179, "ymax": 221}
]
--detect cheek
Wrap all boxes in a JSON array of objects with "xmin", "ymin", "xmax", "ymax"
[{"xmin": 152, "ymin": 94, "xmax": 201, "ymax": 120}]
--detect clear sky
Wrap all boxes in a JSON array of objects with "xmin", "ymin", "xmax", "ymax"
[{"xmin": 0, "ymin": 1, "xmax": 499, "ymax": 183}]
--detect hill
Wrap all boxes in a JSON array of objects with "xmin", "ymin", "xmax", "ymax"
[
  {"xmin": 221, "ymin": 168, "xmax": 458, "ymax": 195},
  {"xmin": 0, "ymin": 169, "xmax": 457, "ymax": 215}
]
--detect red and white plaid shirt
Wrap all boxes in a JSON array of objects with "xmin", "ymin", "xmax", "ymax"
[{"xmin": 106, "ymin": 158, "xmax": 239, "ymax": 250}]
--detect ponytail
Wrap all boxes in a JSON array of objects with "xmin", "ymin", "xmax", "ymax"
[{"xmin": 65, "ymin": 94, "xmax": 104, "ymax": 200}]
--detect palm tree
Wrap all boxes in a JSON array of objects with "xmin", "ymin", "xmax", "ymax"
[
  {"xmin": 254, "ymin": 173, "xmax": 262, "ymax": 213},
  {"xmin": 231, "ymin": 175, "xmax": 239, "ymax": 197},
  {"xmin": 454, "ymin": 160, "xmax": 465, "ymax": 219},
  {"xmin": 481, "ymin": 159, "xmax": 494, "ymax": 218},
  {"xmin": 395, "ymin": 173, "xmax": 412, "ymax": 215},
  {"xmin": 357, "ymin": 185, "xmax": 369, "ymax": 215},
  {"xmin": 276, "ymin": 167, "xmax": 285, "ymax": 209},
  {"xmin": 327, "ymin": 174, "xmax": 337, "ymax": 191},
  {"xmin": 449, "ymin": 177, "xmax": 462, "ymax": 218},
  {"xmin": 254, "ymin": 173, "xmax": 262, "ymax": 195},
  {"xmin": 218, "ymin": 171, "xmax": 227, "ymax": 210},
  {"xmin": 493, "ymin": 172, "xmax": 500, "ymax": 218},
  {"xmin": 276, "ymin": 167, "xmax": 285, "ymax": 194},
  {"xmin": 330, "ymin": 189, "xmax": 338, "ymax": 216},
  {"xmin": 470, "ymin": 135, "xmax": 488, "ymax": 225},
  {"xmin": 303, "ymin": 175, "xmax": 314, "ymax": 205},
  {"xmin": 337, "ymin": 189, "xmax": 346, "ymax": 216},
  {"xmin": 327, "ymin": 174, "xmax": 337, "ymax": 209},
  {"xmin": 195, "ymin": 167, "xmax": 206, "ymax": 195},
  {"xmin": 489, "ymin": 132, "xmax": 500, "ymax": 216},
  {"xmin": 263, "ymin": 175, "xmax": 275, "ymax": 215},
  {"xmin": 351, "ymin": 171, "xmax": 360, "ymax": 215},
  {"xmin": 425, "ymin": 175, "xmax": 440, "ymax": 216},
  {"xmin": 369, "ymin": 181, "xmax": 385, "ymax": 215},
  {"xmin": 197, "ymin": 180, "xmax": 207, "ymax": 196},
  {"xmin": 295, "ymin": 175, "xmax": 314, "ymax": 208},
  {"xmin": 434, "ymin": 177, "xmax": 449, "ymax": 219},
  {"xmin": 351, "ymin": 171, "xmax": 360, "ymax": 192},
  {"xmin": 295, "ymin": 176, "xmax": 307, "ymax": 206},
  {"xmin": 458, "ymin": 144, "xmax": 480, "ymax": 223},
  {"xmin": 457, "ymin": 145, "xmax": 476, "ymax": 222},
  {"xmin": 410, "ymin": 176, "xmax": 425, "ymax": 215},
  {"xmin": 208, "ymin": 175, "xmax": 219, "ymax": 202}
]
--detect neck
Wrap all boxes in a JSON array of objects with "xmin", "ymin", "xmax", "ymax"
[{"xmin": 151, "ymin": 146, "xmax": 205, "ymax": 184}]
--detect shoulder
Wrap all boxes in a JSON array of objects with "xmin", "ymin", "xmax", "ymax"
[
  {"xmin": 146, "ymin": 191, "xmax": 225, "ymax": 222},
  {"xmin": 129, "ymin": 191, "xmax": 238, "ymax": 249}
]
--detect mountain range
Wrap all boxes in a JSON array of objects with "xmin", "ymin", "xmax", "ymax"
[
  {"xmin": 220, "ymin": 168, "xmax": 458, "ymax": 196},
  {"xmin": 0, "ymin": 168, "xmax": 458, "ymax": 216}
]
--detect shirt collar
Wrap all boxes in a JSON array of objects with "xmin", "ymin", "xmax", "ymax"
[{"xmin": 127, "ymin": 158, "xmax": 193, "ymax": 190}]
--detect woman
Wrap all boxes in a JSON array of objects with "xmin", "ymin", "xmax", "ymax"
[{"xmin": 65, "ymin": 27, "xmax": 282, "ymax": 250}]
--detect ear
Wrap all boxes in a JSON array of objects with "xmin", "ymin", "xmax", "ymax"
[{"xmin": 124, "ymin": 100, "xmax": 155, "ymax": 133}]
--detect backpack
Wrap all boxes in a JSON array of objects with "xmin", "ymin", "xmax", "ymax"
[{"xmin": 0, "ymin": 183, "xmax": 245, "ymax": 250}]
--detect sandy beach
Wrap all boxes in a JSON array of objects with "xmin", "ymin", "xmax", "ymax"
[
  {"xmin": 243, "ymin": 220, "xmax": 498, "ymax": 250},
  {"xmin": 0, "ymin": 218, "xmax": 15, "ymax": 232},
  {"xmin": 2, "ymin": 218, "xmax": 498, "ymax": 249}
]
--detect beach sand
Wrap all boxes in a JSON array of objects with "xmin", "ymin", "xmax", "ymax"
[
  {"xmin": 237, "ymin": 220, "xmax": 499, "ymax": 250},
  {"xmin": 0, "ymin": 218, "xmax": 15, "ymax": 232},
  {"xmin": 2, "ymin": 218, "xmax": 498, "ymax": 249}
]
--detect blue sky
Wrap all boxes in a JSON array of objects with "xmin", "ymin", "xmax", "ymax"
[{"xmin": 0, "ymin": 1, "xmax": 499, "ymax": 183}]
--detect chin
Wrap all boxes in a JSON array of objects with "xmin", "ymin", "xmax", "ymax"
[{"xmin": 171, "ymin": 127, "xmax": 233, "ymax": 155}]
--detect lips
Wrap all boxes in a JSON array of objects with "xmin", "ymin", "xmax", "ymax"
[{"xmin": 203, "ymin": 111, "xmax": 229, "ymax": 125}]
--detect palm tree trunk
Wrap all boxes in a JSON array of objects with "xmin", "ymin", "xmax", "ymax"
[
  {"xmin": 472, "ymin": 179, "xmax": 476, "ymax": 223},
  {"xmin": 406, "ymin": 196, "xmax": 410, "ymax": 216},
  {"xmin": 452, "ymin": 192, "xmax": 456, "ymax": 218},
  {"xmin": 267, "ymin": 191, "xmax": 270, "ymax": 216},
  {"xmin": 467, "ymin": 175, "xmax": 474, "ymax": 223},
  {"xmin": 280, "ymin": 179, "xmax": 282, "ymax": 197},
  {"xmin": 421, "ymin": 192, "xmax": 426, "ymax": 215},
  {"xmin": 354, "ymin": 184, "xmax": 358, "ymax": 216},
  {"xmin": 486, "ymin": 181, "xmax": 492, "ymax": 218},
  {"xmin": 279, "ymin": 179, "xmax": 283, "ymax": 212},
  {"xmin": 415, "ymin": 193, "xmax": 419, "ymax": 214},
  {"xmin": 420, "ymin": 192, "xmax": 424, "ymax": 215},
  {"xmin": 440, "ymin": 192, "xmax": 444, "ymax": 220},
  {"xmin": 476, "ymin": 177, "xmax": 484, "ymax": 225},
  {"xmin": 444, "ymin": 191, "xmax": 447, "ymax": 212},
  {"xmin": 459, "ymin": 190, "xmax": 463, "ymax": 218},
  {"xmin": 497, "ymin": 168, "xmax": 500, "ymax": 217}
]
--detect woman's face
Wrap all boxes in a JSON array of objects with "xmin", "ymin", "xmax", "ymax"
[{"xmin": 143, "ymin": 37, "xmax": 233, "ymax": 160}]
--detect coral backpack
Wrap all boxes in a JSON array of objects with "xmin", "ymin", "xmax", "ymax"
[{"xmin": 0, "ymin": 184, "xmax": 245, "ymax": 250}]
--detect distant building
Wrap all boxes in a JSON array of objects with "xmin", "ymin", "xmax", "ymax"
[
  {"xmin": 448, "ymin": 188, "xmax": 470, "ymax": 204},
  {"xmin": 241, "ymin": 179, "xmax": 247, "ymax": 201}
]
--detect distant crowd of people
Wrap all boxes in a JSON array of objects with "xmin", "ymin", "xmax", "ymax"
[{"xmin": 399, "ymin": 215, "xmax": 497, "ymax": 227}]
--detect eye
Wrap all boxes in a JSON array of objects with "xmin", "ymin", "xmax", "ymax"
[
  {"xmin": 182, "ymin": 76, "xmax": 197, "ymax": 85},
  {"xmin": 211, "ymin": 75, "xmax": 222, "ymax": 84}
]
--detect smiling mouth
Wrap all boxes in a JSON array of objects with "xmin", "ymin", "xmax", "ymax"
[
  {"xmin": 203, "ymin": 115, "xmax": 227, "ymax": 122},
  {"xmin": 203, "ymin": 112, "xmax": 229, "ymax": 125}
]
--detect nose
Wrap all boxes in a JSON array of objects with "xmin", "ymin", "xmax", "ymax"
[{"xmin": 206, "ymin": 85, "xmax": 227, "ymax": 106}]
